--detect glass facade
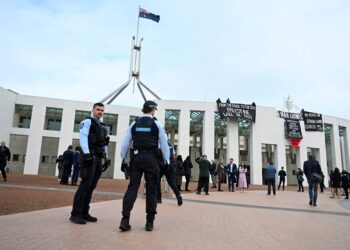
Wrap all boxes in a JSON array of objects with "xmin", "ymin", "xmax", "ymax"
[
  {"xmin": 44, "ymin": 107, "xmax": 63, "ymax": 131},
  {"xmin": 165, "ymin": 110, "xmax": 180, "ymax": 147},
  {"xmin": 13, "ymin": 104, "xmax": 32, "ymax": 128},
  {"xmin": 103, "ymin": 113, "xmax": 118, "ymax": 135},
  {"xmin": 74, "ymin": 110, "xmax": 91, "ymax": 132}
]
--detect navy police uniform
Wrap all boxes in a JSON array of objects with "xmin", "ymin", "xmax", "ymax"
[
  {"xmin": 119, "ymin": 101, "xmax": 169, "ymax": 231},
  {"xmin": 70, "ymin": 116, "xmax": 109, "ymax": 224}
]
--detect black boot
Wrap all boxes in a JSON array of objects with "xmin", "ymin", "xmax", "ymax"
[
  {"xmin": 145, "ymin": 214, "xmax": 154, "ymax": 231},
  {"xmin": 119, "ymin": 216, "xmax": 131, "ymax": 231},
  {"xmin": 176, "ymin": 194, "xmax": 183, "ymax": 206},
  {"xmin": 70, "ymin": 215, "xmax": 86, "ymax": 224},
  {"xmin": 83, "ymin": 214, "xmax": 97, "ymax": 222}
]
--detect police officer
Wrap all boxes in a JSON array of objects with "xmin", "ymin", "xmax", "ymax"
[
  {"xmin": 70, "ymin": 102, "xmax": 109, "ymax": 224},
  {"xmin": 119, "ymin": 100, "xmax": 169, "ymax": 232}
]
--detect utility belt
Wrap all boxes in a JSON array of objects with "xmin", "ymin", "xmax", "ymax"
[
  {"xmin": 91, "ymin": 150, "xmax": 105, "ymax": 158},
  {"xmin": 132, "ymin": 149, "xmax": 156, "ymax": 155}
]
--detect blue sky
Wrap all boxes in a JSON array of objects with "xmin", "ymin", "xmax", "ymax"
[{"xmin": 1, "ymin": 0, "xmax": 349, "ymax": 119}]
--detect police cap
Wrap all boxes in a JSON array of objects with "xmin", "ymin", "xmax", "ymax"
[{"xmin": 142, "ymin": 100, "xmax": 158, "ymax": 113}]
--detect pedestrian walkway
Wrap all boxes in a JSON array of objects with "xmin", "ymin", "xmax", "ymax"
[{"xmin": 0, "ymin": 190, "xmax": 349, "ymax": 250}]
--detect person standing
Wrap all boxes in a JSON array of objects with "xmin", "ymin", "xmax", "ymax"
[
  {"xmin": 216, "ymin": 158, "xmax": 225, "ymax": 191},
  {"xmin": 296, "ymin": 168, "xmax": 304, "ymax": 192},
  {"xmin": 303, "ymin": 155, "xmax": 322, "ymax": 206},
  {"xmin": 238, "ymin": 165, "xmax": 248, "ymax": 192},
  {"xmin": 0, "ymin": 141, "xmax": 11, "ymax": 182},
  {"xmin": 265, "ymin": 162, "xmax": 276, "ymax": 195},
  {"xmin": 70, "ymin": 102, "xmax": 109, "ymax": 224},
  {"xmin": 278, "ymin": 167, "xmax": 287, "ymax": 191},
  {"xmin": 210, "ymin": 160, "xmax": 217, "ymax": 188},
  {"xmin": 330, "ymin": 167, "xmax": 341, "ymax": 199},
  {"xmin": 119, "ymin": 100, "xmax": 169, "ymax": 232},
  {"xmin": 183, "ymin": 156, "xmax": 193, "ymax": 191},
  {"xmin": 60, "ymin": 145, "xmax": 74, "ymax": 185},
  {"xmin": 341, "ymin": 170, "xmax": 349, "ymax": 200},
  {"xmin": 195, "ymin": 155, "xmax": 211, "ymax": 195},
  {"xmin": 175, "ymin": 154, "xmax": 184, "ymax": 191},
  {"xmin": 320, "ymin": 171, "xmax": 326, "ymax": 193},
  {"xmin": 226, "ymin": 158, "xmax": 237, "ymax": 192},
  {"xmin": 56, "ymin": 155, "xmax": 64, "ymax": 181},
  {"xmin": 71, "ymin": 146, "xmax": 82, "ymax": 186},
  {"xmin": 157, "ymin": 143, "xmax": 182, "ymax": 206}
]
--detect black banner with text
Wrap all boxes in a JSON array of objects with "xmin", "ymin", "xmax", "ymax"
[
  {"xmin": 217, "ymin": 102, "xmax": 256, "ymax": 122},
  {"xmin": 278, "ymin": 111, "xmax": 303, "ymax": 139},
  {"xmin": 302, "ymin": 110, "xmax": 323, "ymax": 132}
]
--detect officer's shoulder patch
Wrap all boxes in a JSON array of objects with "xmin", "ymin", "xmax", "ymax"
[{"xmin": 80, "ymin": 123, "xmax": 84, "ymax": 129}]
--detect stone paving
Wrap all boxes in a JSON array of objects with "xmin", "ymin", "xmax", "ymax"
[{"xmin": 1, "ymin": 188, "xmax": 349, "ymax": 250}]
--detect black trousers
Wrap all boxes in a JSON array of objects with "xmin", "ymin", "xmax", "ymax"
[
  {"xmin": 122, "ymin": 153, "xmax": 159, "ymax": 219},
  {"xmin": 0, "ymin": 162, "xmax": 7, "ymax": 180},
  {"xmin": 278, "ymin": 178, "xmax": 285, "ymax": 190},
  {"xmin": 228, "ymin": 173, "xmax": 235, "ymax": 191},
  {"xmin": 61, "ymin": 164, "xmax": 71, "ymax": 184},
  {"xmin": 157, "ymin": 164, "xmax": 180, "ymax": 200},
  {"xmin": 267, "ymin": 178, "xmax": 276, "ymax": 195},
  {"xmin": 185, "ymin": 174, "xmax": 191, "ymax": 190},
  {"xmin": 197, "ymin": 176, "xmax": 209, "ymax": 194},
  {"xmin": 71, "ymin": 156, "xmax": 102, "ymax": 217},
  {"xmin": 343, "ymin": 186, "xmax": 349, "ymax": 199},
  {"xmin": 298, "ymin": 181, "xmax": 304, "ymax": 192}
]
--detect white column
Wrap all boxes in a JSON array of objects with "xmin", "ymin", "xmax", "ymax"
[
  {"xmin": 249, "ymin": 122, "xmax": 261, "ymax": 184},
  {"xmin": 226, "ymin": 117, "xmax": 239, "ymax": 165},
  {"xmin": 202, "ymin": 111, "xmax": 215, "ymax": 160},
  {"xmin": 177, "ymin": 109, "xmax": 190, "ymax": 158},
  {"xmin": 342, "ymin": 126, "xmax": 350, "ymax": 171},
  {"xmin": 113, "ymin": 113, "xmax": 130, "ymax": 179},
  {"xmin": 24, "ymin": 104, "xmax": 46, "ymax": 174},
  {"xmin": 330, "ymin": 125, "xmax": 342, "ymax": 169}
]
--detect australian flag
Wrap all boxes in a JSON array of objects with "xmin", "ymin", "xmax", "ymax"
[{"xmin": 139, "ymin": 7, "xmax": 160, "ymax": 23}]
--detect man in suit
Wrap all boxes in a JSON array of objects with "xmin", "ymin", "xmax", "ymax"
[
  {"xmin": 303, "ymin": 155, "xmax": 322, "ymax": 206},
  {"xmin": 226, "ymin": 158, "xmax": 237, "ymax": 192},
  {"xmin": 278, "ymin": 166, "xmax": 287, "ymax": 191}
]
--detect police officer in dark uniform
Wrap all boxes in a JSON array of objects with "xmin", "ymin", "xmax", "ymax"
[
  {"xmin": 119, "ymin": 100, "xmax": 169, "ymax": 232},
  {"xmin": 70, "ymin": 102, "xmax": 110, "ymax": 224}
]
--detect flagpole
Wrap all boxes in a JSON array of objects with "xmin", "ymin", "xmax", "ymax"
[{"xmin": 136, "ymin": 5, "xmax": 140, "ymax": 43}]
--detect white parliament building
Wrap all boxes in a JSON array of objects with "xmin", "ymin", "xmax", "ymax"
[{"xmin": 1, "ymin": 86, "xmax": 349, "ymax": 186}]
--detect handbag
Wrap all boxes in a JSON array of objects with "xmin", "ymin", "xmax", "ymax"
[{"xmin": 311, "ymin": 173, "xmax": 322, "ymax": 183}]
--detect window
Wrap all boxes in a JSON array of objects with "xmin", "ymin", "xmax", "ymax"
[
  {"xmin": 12, "ymin": 154, "xmax": 20, "ymax": 162},
  {"xmin": 103, "ymin": 113, "xmax": 118, "ymax": 135},
  {"xmin": 74, "ymin": 110, "xmax": 91, "ymax": 132},
  {"xmin": 41, "ymin": 156, "xmax": 49, "ymax": 163},
  {"xmin": 13, "ymin": 104, "xmax": 33, "ymax": 128},
  {"xmin": 44, "ymin": 108, "xmax": 63, "ymax": 131},
  {"xmin": 22, "ymin": 154, "xmax": 26, "ymax": 162}
]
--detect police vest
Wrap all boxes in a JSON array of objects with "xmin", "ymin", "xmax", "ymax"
[
  {"xmin": 131, "ymin": 117, "xmax": 159, "ymax": 150},
  {"xmin": 87, "ymin": 117, "xmax": 108, "ymax": 152}
]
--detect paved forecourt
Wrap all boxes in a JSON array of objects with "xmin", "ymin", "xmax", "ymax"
[{"xmin": 0, "ymin": 190, "xmax": 349, "ymax": 250}]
